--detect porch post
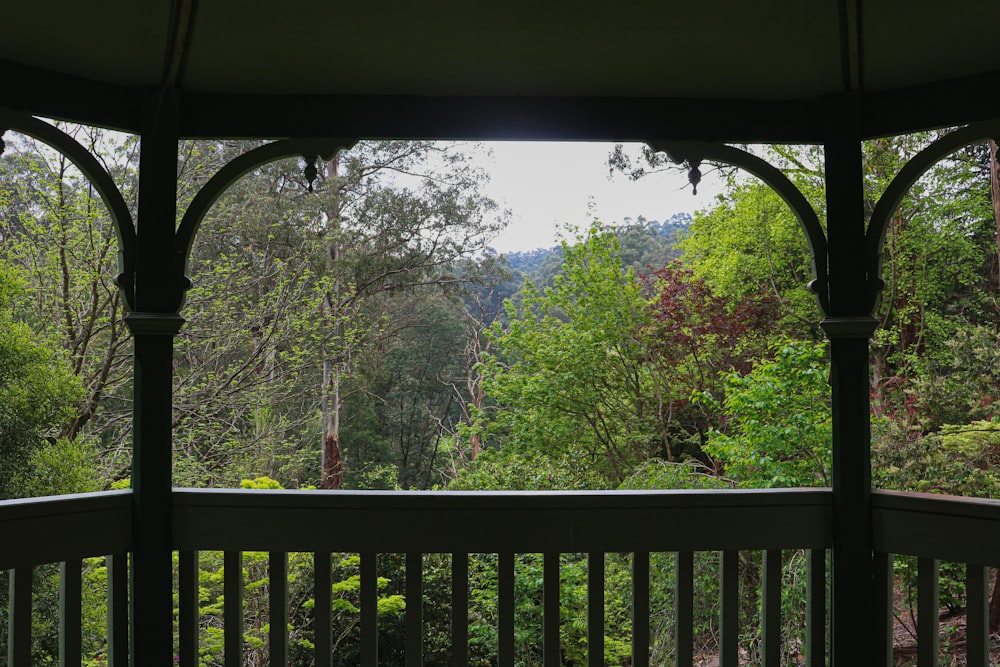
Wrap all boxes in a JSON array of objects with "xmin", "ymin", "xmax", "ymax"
[
  {"xmin": 126, "ymin": 89, "xmax": 183, "ymax": 666},
  {"xmin": 821, "ymin": 94, "xmax": 878, "ymax": 667}
]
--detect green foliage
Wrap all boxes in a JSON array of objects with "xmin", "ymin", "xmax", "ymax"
[
  {"xmin": 904, "ymin": 325, "xmax": 1000, "ymax": 431},
  {"xmin": 17, "ymin": 436, "xmax": 103, "ymax": 497},
  {"xmin": 874, "ymin": 420, "xmax": 1000, "ymax": 497},
  {"xmin": 704, "ymin": 341, "xmax": 832, "ymax": 488},
  {"xmin": 0, "ymin": 557, "xmax": 111, "ymax": 666},
  {"xmin": 679, "ymin": 178, "xmax": 823, "ymax": 336},
  {"xmin": 875, "ymin": 419, "xmax": 1000, "ymax": 615},
  {"xmin": 0, "ymin": 129, "xmax": 134, "ymax": 484},
  {"xmin": 617, "ymin": 459, "xmax": 730, "ymax": 491},
  {"xmin": 3, "ymin": 124, "xmax": 999, "ymax": 665},
  {"xmin": 193, "ymin": 548, "xmax": 407, "ymax": 665},
  {"xmin": 450, "ymin": 444, "xmax": 612, "ymax": 491},
  {"xmin": 642, "ymin": 263, "xmax": 781, "ymax": 460},
  {"xmin": 0, "ymin": 264, "xmax": 84, "ymax": 499},
  {"xmin": 173, "ymin": 139, "xmax": 506, "ymax": 490},
  {"xmin": 862, "ymin": 137, "xmax": 999, "ymax": 444},
  {"xmin": 479, "ymin": 224, "xmax": 658, "ymax": 483},
  {"xmin": 239, "ymin": 476, "xmax": 284, "ymax": 490},
  {"xmin": 341, "ymin": 294, "xmax": 470, "ymax": 489}
]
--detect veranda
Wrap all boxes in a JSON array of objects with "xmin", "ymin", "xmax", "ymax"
[{"xmin": 3, "ymin": 2, "xmax": 1000, "ymax": 665}]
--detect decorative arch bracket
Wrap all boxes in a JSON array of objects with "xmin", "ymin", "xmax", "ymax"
[
  {"xmin": 865, "ymin": 120, "xmax": 1000, "ymax": 314},
  {"xmin": 648, "ymin": 140, "xmax": 831, "ymax": 315},
  {"xmin": 0, "ymin": 108, "xmax": 138, "ymax": 310},
  {"xmin": 172, "ymin": 137, "xmax": 358, "ymax": 311}
]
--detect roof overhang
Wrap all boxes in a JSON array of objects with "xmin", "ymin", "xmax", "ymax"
[{"xmin": 1, "ymin": 1, "xmax": 999, "ymax": 142}]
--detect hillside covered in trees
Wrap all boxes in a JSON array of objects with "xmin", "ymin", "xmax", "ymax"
[{"xmin": 2, "ymin": 128, "xmax": 999, "ymax": 664}]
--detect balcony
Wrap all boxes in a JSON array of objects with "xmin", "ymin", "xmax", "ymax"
[{"xmin": 3, "ymin": 486, "xmax": 998, "ymax": 666}]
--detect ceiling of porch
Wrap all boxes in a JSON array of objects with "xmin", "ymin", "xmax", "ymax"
[{"xmin": 1, "ymin": 1, "xmax": 999, "ymax": 140}]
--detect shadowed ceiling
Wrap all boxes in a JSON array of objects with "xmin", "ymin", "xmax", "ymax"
[{"xmin": 1, "ymin": 1, "xmax": 999, "ymax": 141}]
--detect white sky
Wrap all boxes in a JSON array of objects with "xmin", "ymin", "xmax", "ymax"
[{"xmin": 478, "ymin": 141, "xmax": 724, "ymax": 253}]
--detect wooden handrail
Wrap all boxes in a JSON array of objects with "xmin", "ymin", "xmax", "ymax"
[
  {"xmin": 4, "ymin": 487, "xmax": 1000, "ymax": 567},
  {"xmin": 0, "ymin": 490, "xmax": 131, "ymax": 569},
  {"xmin": 171, "ymin": 487, "xmax": 834, "ymax": 553},
  {"xmin": 873, "ymin": 489, "xmax": 1000, "ymax": 566},
  {"xmin": 6, "ymin": 487, "xmax": 1000, "ymax": 666}
]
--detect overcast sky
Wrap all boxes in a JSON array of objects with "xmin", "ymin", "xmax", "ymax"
[{"xmin": 477, "ymin": 141, "xmax": 724, "ymax": 253}]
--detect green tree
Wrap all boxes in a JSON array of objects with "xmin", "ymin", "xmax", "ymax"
[
  {"xmin": 641, "ymin": 263, "xmax": 780, "ymax": 462},
  {"xmin": 175, "ymin": 140, "xmax": 504, "ymax": 489},
  {"xmin": 0, "ymin": 264, "xmax": 83, "ymax": 498},
  {"xmin": 678, "ymin": 179, "xmax": 822, "ymax": 337},
  {"xmin": 339, "ymin": 291, "xmax": 469, "ymax": 489},
  {"xmin": 636, "ymin": 138, "xmax": 999, "ymax": 448},
  {"xmin": 864, "ymin": 138, "xmax": 999, "ymax": 440},
  {"xmin": 0, "ymin": 264, "xmax": 98, "ymax": 666},
  {"xmin": 0, "ymin": 128, "xmax": 134, "ymax": 481},
  {"xmin": 703, "ymin": 341, "xmax": 832, "ymax": 488},
  {"xmin": 479, "ymin": 225, "xmax": 657, "ymax": 483}
]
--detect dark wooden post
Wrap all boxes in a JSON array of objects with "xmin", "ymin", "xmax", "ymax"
[
  {"xmin": 822, "ymin": 94, "xmax": 878, "ymax": 667},
  {"xmin": 126, "ymin": 88, "xmax": 184, "ymax": 666}
]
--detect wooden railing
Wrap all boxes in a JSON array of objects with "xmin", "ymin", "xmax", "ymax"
[
  {"xmin": 0, "ymin": 490, "xmax": 132, "ymax": 666},
  {"xmin": 173, "ymin": 487, "xmax": 832, "ymax": 667},
  {"xmin": 2, "ymin": 487, "xmax": 999, "ymax": 666},
  {"xmin": 872, "ymin": 490, "xmax": 1000, "ymax": 667}
]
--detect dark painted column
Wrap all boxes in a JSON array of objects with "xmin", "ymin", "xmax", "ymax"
[
  {"xmin": 822, "ymin": 95, "xmax": 878, "ymax": 667},
  {"xmin": 127, "ymin": 89, "xmax": 184, "ymax": 666}
]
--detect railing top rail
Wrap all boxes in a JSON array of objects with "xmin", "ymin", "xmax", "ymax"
[
  {"xmin": 172, "ymin": 486, "xmax": 833, "ymax": 510},
  {"xmin": 172, "ymin": 487, "xmax": 833, "ymax": 553},
  {"xmin": 7, "ymin": 487, "xmax": 1000, "ymax": 569},
  {"xmin": 0, "ymin": 490, "xmax": 132, "ymax": 569},
  {"xmin": 0, "ymin": 489, "xmax": 131, "ymax": 519},
  {"xmin": 873, "ymin": 488, "xmax": 1000, "ymax": 520},
  {"xmin": 873, "ymin": 489, "xmax": 1000, "ymax": 566}
]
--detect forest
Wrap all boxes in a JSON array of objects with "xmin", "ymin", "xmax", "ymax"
[{"xmin": 1, "ymin": 126, "xmax": 999, "ymax": 665}]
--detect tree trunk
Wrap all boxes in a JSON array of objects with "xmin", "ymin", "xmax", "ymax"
[
  {"xmin": 463, "ymin": 304, "xmax": 492, "ymax": 462},
  {"xmin": 321, "ymin": 431, "xmax": 344, "ymax": 490},
  {"xmin": 320, "ymin": 155, "xmax": 345, "ymax": 490},
  {"xmin": 989, "ymin": 140, "xmax": 1000, "ymax": 315},
  {"xmin": 320, "ymin": 354, "xmax": 344, "ymax": 489}
]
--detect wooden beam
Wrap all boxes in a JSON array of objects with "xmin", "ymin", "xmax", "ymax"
[
  {"xmin": 0, "ymin": 491, "xmax": 131, "ymax": 569},
  {"xmin": 172, "ymin": 488, "xmax": 833, "ymax": 554},
  {"xmin": 0, "ymin": 61, "xmax": 141, "ymax": 131}
]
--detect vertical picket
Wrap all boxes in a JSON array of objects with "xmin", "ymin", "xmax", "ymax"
[
  {"xmin": 719, "ymin": 551, "xmax": 739, "ymax": 667},
  {"xmin": 916, "ymin": 557, "xmax": 939, "ymax": 667},
  {"xmin": 675, "ymin": 551, "xmax": 694, "ymax": 667},
  {"xmin": 59, "ymin": 559, "xmax": 83, "ymax": 667},
  {"xmin": 873, "ymin": 552, "xmax": 893, "ymax": 667},
  {"xmin": 451, "ymin": 553, "xmax": 468, "ymax": 666},
  {"xmin": 106, "ymin": 553, "xmax": 129, "ymax": 666},
  {"xmin": 360, "ymin": 553, "xmax": 378, "ymax": 667},
  {"xmin": 224, "ymin": 551, "xmax": 243, "ymax": 667},
  {"xmin": 588, "ymin": 552, "xmax": 604, "ymax": 667},
  {"xmin": 314, "ymin": 552, "xmax": 332, "ymax": 667},
  {"xmin": 805, "ymin": 549, "xmax": 826, "ymax": 667},
  {"xmin": 543, "ymin": 552, "xmax": 560, "ymax": 667},
  {"xmin": 269, "ymin": 552, "xmax": 288, "ymax": 667},
  {"xmin": 178, "ymin": 551, "xmax": 199, "ymax": 667},
  {"xmin": 406, "ymin": 552, "xmax": 423, "ymax": 667},
  {"xmin": 966, "ymin": 564, "xmax": 989, "ymax": 667},
  {"xmin": 761, "ymin": 550, "xmax": 781, "ymax": 667},
  {"xmin": 498, "ymin": 552, "xmax": 515, "ymax": 667},
  {"xmin": 631, "ymin": 552, "xmax": 649, "ymax": 667},
  {"xmin": 8, "ymin": 567, "xmax": 32, "ymax": 667}
]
